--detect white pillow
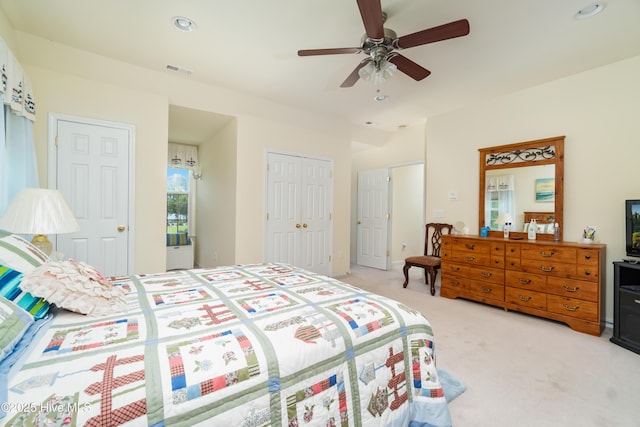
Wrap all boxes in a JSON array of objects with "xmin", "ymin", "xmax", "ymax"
[{"xmin": 20, "ymin": 259, "xmax": 126, "ymax": 317}]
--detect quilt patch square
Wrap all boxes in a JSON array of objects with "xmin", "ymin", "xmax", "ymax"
[
  {"xmin": 199, "ymin": 268, "xmax": 252, "ymax": 283},
  {"xmin": 43, "ymin": 318, "xmax": 139, "ymax": 355},
  {"xmin": 271, "ymin": 273, "xmax": 318, "ymax": 287},
  {"xmin": 236, "ymin": 292, "xmax": 299, "ymax": 315},
  {"xmin": 167, "ymin": 329, "xmax": 260, "ymax": 405},
  {"xmin": 215, "ymin": 278, "xmax": 277, "ymax": 297},
  {"xmin": 329, "ymin": 299, "xmax": 394, "ymax": 338},
  {"xmin": 410, "ymin": 338, "xmax": 443, "ymax": 398},
  {"xmin": 150, "ymin": 287, "xmax": 213, "ymax": 307},
  {"xmin": 286, "ymin": 371, "xmax": 348, "ymax": 427}
]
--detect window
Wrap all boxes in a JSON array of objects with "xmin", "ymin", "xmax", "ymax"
[{"xmin": 167, "ymin": 168, "xmax": 193, "ymax": 234}]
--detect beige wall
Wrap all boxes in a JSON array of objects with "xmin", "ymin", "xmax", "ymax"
[
  {"xmin": 196, "ymin": 118, "xmax": 238, "ymax": 268},
  {"xmin": 8, "ymin": 29, "xmax": 353, "ymax": 275},
  {"xmin": 426, "ymin": 55, "xmax": 640, "ymax": 323}
]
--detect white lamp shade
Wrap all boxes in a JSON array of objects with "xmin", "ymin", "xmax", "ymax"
[{"xmin": 0, "ymin": 188, "xmax": 80, "ymax": 235}]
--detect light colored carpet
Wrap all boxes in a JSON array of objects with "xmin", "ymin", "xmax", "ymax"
[{"xmin": 338, "ymin": 264, "xmax": 640, "ymax": 427}]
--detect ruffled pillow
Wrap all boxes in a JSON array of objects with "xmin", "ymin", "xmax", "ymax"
[{"xmin": 20, "ymin": 260, "xmax": 126, "ymax": 316}]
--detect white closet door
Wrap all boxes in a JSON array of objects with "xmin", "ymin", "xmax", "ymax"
[{"xmin": 266, "ymin": 153, "xmax": 332, "ymax": 275}]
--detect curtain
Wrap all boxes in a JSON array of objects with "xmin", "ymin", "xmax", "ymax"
[
  {"xmin": 0, "ymin": 37, "xmax": 38, "ymax": 216},
  {"xmin": 485, "ymin": 174, "xmax": 516, "ymax": 230},
  {"xmin": 168, "ymin": 143, "xmax": 198, "ymax": 170}
]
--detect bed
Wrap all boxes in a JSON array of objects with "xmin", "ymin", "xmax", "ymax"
[{"xmin": 0, "ymin": 232, "xmax": 452, "ymax": 426}]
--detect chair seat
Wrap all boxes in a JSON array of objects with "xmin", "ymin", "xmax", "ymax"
[{"xmin": 405, "ymin": 255, "xmax": 440, "ymax": 268}]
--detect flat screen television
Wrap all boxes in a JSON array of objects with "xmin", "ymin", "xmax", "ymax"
[{"xmin": 626, "ymin": 199, "xmax": 640, "ymax": 258}]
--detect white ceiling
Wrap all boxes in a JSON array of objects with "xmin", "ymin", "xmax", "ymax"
[{"xmin": 2, "ymin": 0, "xmax": 639, "ymax": 146}]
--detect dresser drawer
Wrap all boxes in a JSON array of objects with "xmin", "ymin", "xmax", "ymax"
[
  {"xmin": 506, "ymin": 287, "xmax": 547, "ymax": 310},
  {"xmin": 520, "ymin": 258, "xmax": 576, "ymax": 277},
  {"xmin": 449, "ymin": 252, "xmax": 492, "ymax": 267},
  {"xmin": 468, "ymin": 281, "xmax": 504, "ymax": 301},
  {"xmin": 547, "ymin": 295, "xmax": 598, "ymax": 321},
  {"xmin": 521, "ymin": 245, "xmax": 577, "ymax": 263},
  {"xmin": 468, "ymin": 265, "xmax": 504, "ymax": 285},
  {"xmin": 547, "ymin": 277, "xmax": 599, "ymax": 302},
  {"xmin": 450, "ymin": 239, "xmax": 493, "ymax": 255},
  {"xmin": 505, "ymin": 270, "xmax": 547, "ymax": 292},
  {"xmin": 441, "ymin": 274, "xmax": 469, "ymax": 291},
  {"xmin": 577, "ymin": 248, "xmax": 599, "ymax": 267},
  {"xmin": 575, "ymin": 265, "xmax": 599, "ymax": 282},
  {"xmin": 442, "ymin": 263, "xmax": 470, "ymax": 277}
]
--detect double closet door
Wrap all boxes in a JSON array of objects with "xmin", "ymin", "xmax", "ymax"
[{"xmin": 266, "ymin": 152, "xmax": 333, "ymax": 276}]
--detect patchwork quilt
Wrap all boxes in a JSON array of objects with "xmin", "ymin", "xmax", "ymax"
[{"xmin": 1, "ymin": 263, "xmax": 451, "ymax": 426}]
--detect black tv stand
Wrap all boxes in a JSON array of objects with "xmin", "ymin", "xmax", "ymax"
[{"xmin": 610, "ymin": 261, "xmax": 640, "ymax": 355}]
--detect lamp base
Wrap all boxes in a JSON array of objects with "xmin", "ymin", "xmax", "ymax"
[{"xmin": 31, "ymin": 234, "xmax": 53, "ymax": 256}]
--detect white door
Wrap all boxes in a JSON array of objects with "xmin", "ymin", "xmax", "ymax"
[
  {"xmin": 357, "ymin": 169, "xmax": 389, "ymax": 269},
  {"xmin": 266, "ymin": 153, "xmax": 332, "ymax": 275},
  {"xmin": 50, "ymin": 116, "xmax": 133, "ymax": 277}
]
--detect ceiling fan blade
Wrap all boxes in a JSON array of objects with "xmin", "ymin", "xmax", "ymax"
[
  {"xmin": 388, "ymin": 54, "xmax": 431, "ymax": 81},
  {"xmin": 298, "ymin": 47, "xmax": 361, "ymax": 56},
  {"xmin": 340, "ymin": 60, "xmax": 369, "ymax": 88},
  {"xmin": 395, "ymin": 19, "xmax": 470, "ymax": 49},
  {"xmin": 356, "ymin": 0, "xmax": 384, "ymax": 39}
]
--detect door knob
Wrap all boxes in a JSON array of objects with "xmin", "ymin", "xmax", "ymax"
[
  {"xmin": 303, "ymin": 223, "xmax": 308, "ymax": 228},
  {"xmin": 296, "ymin": 224, "xmax": 301, "ymax": 228},
  {"xmin": 117, "ymin": 225, "xmax": 126, "ymax": 232},
  {"xmin": 357, "ymin": 220, "xmax": 361, "ymax": 224}
]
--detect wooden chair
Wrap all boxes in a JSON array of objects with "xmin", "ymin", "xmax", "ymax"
[{"xmin": 402, "ymin": 223, "xmax": 453, "ymax": 296}]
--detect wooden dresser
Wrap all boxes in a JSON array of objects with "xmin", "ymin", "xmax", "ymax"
[{"xmin": 441, "ymin": 235, "xmax": 606, "ymax": 336}]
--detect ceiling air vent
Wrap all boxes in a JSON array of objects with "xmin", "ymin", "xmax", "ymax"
[{"xmin": 166, "ymin": 64, "xmax": 192, "ymax": 75}]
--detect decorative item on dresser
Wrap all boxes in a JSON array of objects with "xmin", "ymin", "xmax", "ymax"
[{"xmin": 440, "ymin": 235, "xmax": 606, "ymax": 335}]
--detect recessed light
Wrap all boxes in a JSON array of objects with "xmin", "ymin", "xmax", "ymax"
[
  {"xmin": 374, "ymin": 94, "xmax": 389, "ymax": 102},
  {"xmin": 172, "ymin": 16, "xmax": 196, "ymax": 32},
  {"xmin": 574, "ymin": 2, "xmax": 606, "ymax": 20}
]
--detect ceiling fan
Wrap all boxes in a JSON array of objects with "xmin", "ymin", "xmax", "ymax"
[{"xmin": 297, "ymin": 0, "xmax": 470, "ymax": 88}]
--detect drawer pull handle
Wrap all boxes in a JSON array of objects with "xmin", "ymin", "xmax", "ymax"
[
  {"xmin": 465, "ymin": 256, "xmax": 476, "ymax": 262},
  {"xmin": 540, "ymin": 251, "xmax": 555, "ymax": 257},
  {"xmin": 481, "ymin": 272, "xmax": 492, "ymax": 278},
  {"xmin": 451, "ymin": 266, "xmax": 461, "ymax": 272},
  {"xmin": 562, "ymin": 303, "xmax": 580, "ymax": 312},
  {"xmin": 562, "ymin": 284, "xmax": 579, "ymax": 293},
  {"xmin": 450, "ymin": 281, "xmax": 460, "ymax": 287},
  {"xmin": 540, "ymin": 266, "xmax": 554, "ymax": 272},
  {"xmin": 635, "ymin": 299, "xmax": 640, "ymax": 305},
  {"xmin": 584, "ymin": 271, "xmax": 591, "ymax": 276},
  {"xmin": 518, "ymin": 278, "xmax": 532, "ymax": 285},
  {"xmin": 465, "ymin": 244, "xmax": 476, "ymax": 250},
  {"xmin": 518, "ymin": 295, "xmax": 532, "ymax": 302},
  {"xmin": 584, "ymin": 255, "xmax": 591, "ymax": 260},
  {"xmin": 481, "ymin": 287, "xmax": 492, "ymax": 293}
]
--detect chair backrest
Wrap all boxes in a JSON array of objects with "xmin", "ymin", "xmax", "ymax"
[{"xmin": 424, "ymin": 223, "xmax": 453, "ymax": 257}]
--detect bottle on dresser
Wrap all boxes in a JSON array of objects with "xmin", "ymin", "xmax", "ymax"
[
  {"xmin": 528, "ymin": 219, "xmax": 537, "ymax": 240},
  {"xmin": 504, "ymin": 221, "xmax": 511, "ymax": 238}
]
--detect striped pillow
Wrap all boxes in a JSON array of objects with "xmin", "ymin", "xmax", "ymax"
[
  {"xmin": 0, "ymin": 265, "xmax": 49, "ymax": 319},
  {"xmin": 166, "ymin": 233, "xmax": 190, "ymax": 246},
  {"xmin": 0, "ymin": 231, "xmax": 49, "ymax": 274}
]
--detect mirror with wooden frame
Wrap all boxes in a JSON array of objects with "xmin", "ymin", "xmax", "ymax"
[{"xmin": 478, "ymin": 136, "xmax": 564, "ymax": 241}]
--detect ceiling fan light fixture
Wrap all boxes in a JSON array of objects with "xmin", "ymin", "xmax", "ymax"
[
  {"xmin": 574, "ymin": 2, "xmax": 606, "ymax": 20},
  {"xmin": 358, "ymin": 59, "xmax": 397, "ymax": 85},
  {"xmin": 172, "ymin": 16, "xmax": 197, "ymax": 32}
]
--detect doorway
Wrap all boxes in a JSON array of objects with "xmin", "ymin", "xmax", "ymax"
[{"xmin": 356, "ymin": 163, "xmax": 424, "ymax": 270}]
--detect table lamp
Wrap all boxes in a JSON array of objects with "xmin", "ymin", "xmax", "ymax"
[{"xmin": 0, "ymin": 188, "xmax": 80, "ymax": 255}]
